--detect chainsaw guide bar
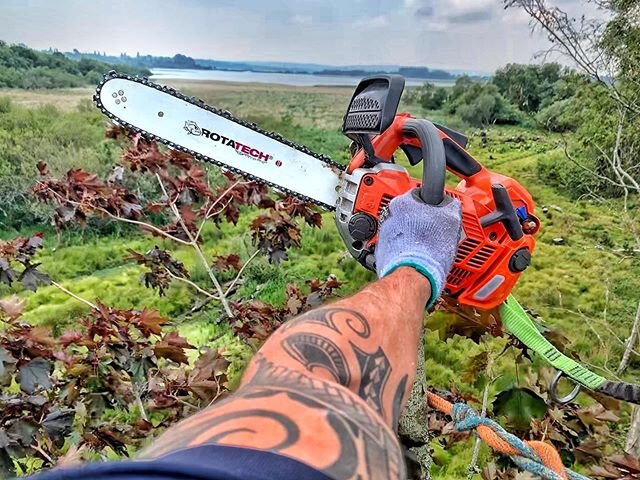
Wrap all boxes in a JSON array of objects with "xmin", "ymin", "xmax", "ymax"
[{"xmin": 93, "ymin": 71, "xmax": 343, "ymax": 210}]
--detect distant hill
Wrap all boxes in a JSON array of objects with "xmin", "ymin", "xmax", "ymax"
[
  {"xmin": 65, "ymin": 50, "xmax": 210, "ymax": 71},
  {"xmin": 0, "ymin": 41, "xmax": 150, "ymax": 89},
  {"xmin": 63, "ymin": 50, "xmax": 462, "ymax": 80}
]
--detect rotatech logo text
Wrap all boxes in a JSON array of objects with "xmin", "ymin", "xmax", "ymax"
[{"xmin": 183, "ymin": 120, "xmax": 280, "ymax": 165}]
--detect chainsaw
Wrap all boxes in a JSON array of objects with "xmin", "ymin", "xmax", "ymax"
[{"xmin": 94, "ymin": 71, "xmax": 640, "ymax": 405}]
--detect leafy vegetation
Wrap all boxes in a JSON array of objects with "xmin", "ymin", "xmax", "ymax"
[
  {"xmin": 413, "ymin": 64, "xmax": 581, "ymax": 130},
  {"xmin": 0, "ymin": 41, "xmax": 149, "ymax": 89},
  {"xmin": 411, "ymin": 57, "xmax": 640, "ymax": 206},
  {"xmin": 0, "ymin": 125, "xmax": 343, "ymax": 476}
]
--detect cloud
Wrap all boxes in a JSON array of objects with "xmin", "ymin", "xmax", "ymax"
[
  {"xmin": 446, "ymin": 9, "xmax": 493, "ymax": 24},
  {"xmin": 416, "ymin": 5, "xmax": 435, "ymax": 17},
  {"xmin": 0, "ymin": 0, "xmax": 579, "ymax": 72},
  {"xmin": 353, "ymin": 15, "xmax": 389, "ymax": 29},
  {"xmin": 406, "ymin": 0, "xmax": 496, "ymax": 26}
]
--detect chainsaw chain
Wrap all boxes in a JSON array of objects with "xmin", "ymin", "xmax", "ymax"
[{"xmin": 93, "ymin": 70, "xmax": 343, "ymax": 210}]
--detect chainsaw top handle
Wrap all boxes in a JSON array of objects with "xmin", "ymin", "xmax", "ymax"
[
  {"xmin": 401, "ymin": 119, "xmax": 445, "ymax": 205},
  {"xmin": 342, "ymin": 75, "xmax": 488, "ymax": 204}
]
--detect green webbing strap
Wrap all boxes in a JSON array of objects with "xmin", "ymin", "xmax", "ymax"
[{"xmin": 500, "ymin": 295, "xmax": 606, "ymax": 391}]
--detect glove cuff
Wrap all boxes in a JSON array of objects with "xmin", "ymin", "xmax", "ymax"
[{"xmin": 380, "ymin": 254, "xmax": 445, "ymax": 308}]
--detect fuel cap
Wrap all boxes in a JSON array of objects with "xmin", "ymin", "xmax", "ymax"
[
  {"xmin": 509, "ymin": 248, "xmax": 531, "ymax": 273},
  {"xmin": 348, "ymin": 213, "xmax": 378, "ymax": 241}
]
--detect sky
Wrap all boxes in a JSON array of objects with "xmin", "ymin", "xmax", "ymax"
[{"xmin": 1, "ymin": 0, "xmax": 596, "ymax": 73}]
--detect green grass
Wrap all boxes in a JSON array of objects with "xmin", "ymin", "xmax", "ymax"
[{"xmin": 1, "ymin": 85, "xmax": 639, "ymax": 478}]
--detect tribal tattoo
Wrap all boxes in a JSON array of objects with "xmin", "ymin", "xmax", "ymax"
[{"xmin": 142, "ymin": 268, "xmax": 430, "ymax": 480}]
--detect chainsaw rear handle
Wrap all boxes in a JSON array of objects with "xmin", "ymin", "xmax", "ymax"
[
  {"xmin": 402, "ymin": 119, "xmax": 446, "ymax": 205},
  {"xmin": 442, "ymin": 136, "xmax": 483, "ymax": 179}
]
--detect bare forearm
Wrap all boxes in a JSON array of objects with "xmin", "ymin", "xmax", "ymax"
[{"xmin": 243, "ymin": 267, "xmax": 430, "ymax": 427}]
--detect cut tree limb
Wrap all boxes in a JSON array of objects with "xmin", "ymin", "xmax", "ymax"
[
  {"xmin": 617, "ymin": 301, "xmax": 640, "ymax": 456},
  {"xmin": 617, "ymin": 301, "xmax": 640, "ymax": 375}
]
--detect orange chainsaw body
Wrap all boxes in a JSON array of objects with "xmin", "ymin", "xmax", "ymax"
[{"xmin": 343, "ymin": 114, "xmax": 540, "ymax": 310}]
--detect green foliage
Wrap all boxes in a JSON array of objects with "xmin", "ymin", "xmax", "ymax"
[
  {"xmin": 0, "ymin": 99, "xmax": 116, "ymax": 230},
  {"xmin": 13, "ymin": 456, "xmax": 45, "ymax": 476},
  {"xmin": 0, "ymin": 40, "xmax": 150, "ymax": 89},
  {"xmin": 1, "ymin": 80, "xmax": 638, "ymax": 478},
  {"xmin": 450, "ymin": 83, "xmax": 521, "ymax": 127},
  {"xmin": 600, "ymin": 0, "xmax": 640, "ymax": 83},
  {"xmin": 411, "ymin": 76, "xmax": 523, "ymax": 127},
  {"xmin": 537, "ymin": 81, "xmax": 640, "ymax": 198},
  {"xmin": 493, "ymin": 387, "xmax": 547, "ymax": 430},
  {"xmin": 493, "ymin": 63, "xmax": 565, "ymax": 113},
  {"xmin": 417, "ymin": 82, "xmax": 448, "ymax": 110},
  {"xmin": 535, "ymin": 97, "xmax": 580, "ymax": 132},
  {"xmin": 0, "ymin": 96, "xmax": 11, "ymax": 113},
  {"xmin": 450, "ymin": 75, "xmax": 475, "ymax": 102}
]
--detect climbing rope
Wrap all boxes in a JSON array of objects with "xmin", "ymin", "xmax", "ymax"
[{"xmin": 426, "ymin": 391, "xmax": 591, "ymax": 480}]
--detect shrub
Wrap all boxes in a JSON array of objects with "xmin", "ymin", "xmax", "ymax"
[
  {"xmin": 452, "ymin": 84, "xmax": 521, "ymax": 127},
  {"xmin": 0, "ymin": 42, "xmax": 150, "ymax": 89},
  {"xmin": 418, "ymin": 83, "xmax": 449, "ymax": 110},
  {"xmin": 493, "ymin": 63, "xmax": 565, "ymax": 113},
  {"xmin": 0, "ymin": 96, "xmax": 11, "ymax": 113},
  {"xmin": 535, "ymin": 97, "xmax": 580, "ymax": 132}
]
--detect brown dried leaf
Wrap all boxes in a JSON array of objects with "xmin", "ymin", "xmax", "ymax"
[
  {"xmin": 137, "ymin": 309, "xmax": 169, "ymax": 336},
  {"xmin": 428, "ymin": 298, "xmax": 503, "ymax": 343},
  {"xmin": 213, "ymin": 254, "xmax": 242, "ymax": 272},
  {"xmin": 610, "ymin": 454, "xmax": 640, "ymax": 474},
  {"xmin": 154, "ymin": 343, "xmax": 188, "ymax": 364},
  {"xmin": 461, "ymin": 351, "xmax": 489, "ymax": 384},
  {"xmin": 0, "ymin": 295, "xmax": 26, "ymax": 320}
]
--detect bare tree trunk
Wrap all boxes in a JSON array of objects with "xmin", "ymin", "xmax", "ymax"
[
  {"xmin": 627, "ymin": 407, "xmax": 640, "ymax": 456},
  {"xmin": 618, "ymin": 302, "xmax": 640, "ymax": 375},
  {"xmin": 617, "ymin": 301, "xmax": 640, "ymax": 455}
]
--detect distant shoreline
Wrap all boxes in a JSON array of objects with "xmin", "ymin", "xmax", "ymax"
[{"xmin": 148, "ymin": 68, "xmax": 454, "ymax": 87}]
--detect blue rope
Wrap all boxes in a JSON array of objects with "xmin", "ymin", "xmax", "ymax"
[{"xmin": 450, "ymin": 403, "xmax": 591, "ymax": 480}]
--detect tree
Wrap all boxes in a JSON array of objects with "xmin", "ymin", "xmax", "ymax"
[
  {"xmin": 450, "ymin": 75, "xmax": 475, "ymax": 102},
  {"xmin": 451, "ymin": 83, "xmax": 521, "ymax": 126},
  {"xmin": 493, "ymin": 63, "xmax": 564, "ymax": 112},
  {"xmin": 506, "ymin": 0, "xmax": 640, "ymax": 456},
  {"xmin": 0, "ymin": 41, "xmax": 150, "ymax": 89},
  {"xmin": 418, "ymin": 82, "xmax": 448, "ymax": 110},
  {"xmin": 504, "ymin": 0, "xmax": 640, "ymax": 199}
]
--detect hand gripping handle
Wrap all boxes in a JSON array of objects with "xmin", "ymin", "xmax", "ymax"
[{"xmin": 402, "ymin": 119, "xmax": 446, "ymax": 205}]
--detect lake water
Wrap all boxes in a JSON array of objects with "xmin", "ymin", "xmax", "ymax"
[{"xmin": 149, "ymin": 68, "xmax": 452, "ymax": 87}]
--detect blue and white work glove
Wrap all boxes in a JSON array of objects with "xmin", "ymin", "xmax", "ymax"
[{"xmin": 375, "ymin": 189, "xmax": 462, "ymax": 308}]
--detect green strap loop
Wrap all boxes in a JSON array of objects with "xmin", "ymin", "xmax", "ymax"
[{"xmin": 500, "ymin": 295, "xmax": 606, "ymax": 391}]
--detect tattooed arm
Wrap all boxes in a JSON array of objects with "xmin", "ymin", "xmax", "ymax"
[
  {"xmin": 143, "ymin": 268, "xmax": 428, "ymax": 479},
  {"xmin": 143, "ymin": 191, "xmax": 461, "ymax": 480}
]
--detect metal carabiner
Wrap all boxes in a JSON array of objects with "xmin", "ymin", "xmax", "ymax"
[{"xmin": 548, "ymin": 370, "xmax": 582, "ymax": 404}]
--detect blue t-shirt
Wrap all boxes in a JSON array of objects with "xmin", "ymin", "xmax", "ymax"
[{"xmin": 28, "ymin": 445, "xmax": 333, "ymax": 480}]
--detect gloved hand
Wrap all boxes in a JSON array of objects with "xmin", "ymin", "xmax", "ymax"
[{"xmin": 375, "ymin": 189, "xmax": 462, "ymax": 307}]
